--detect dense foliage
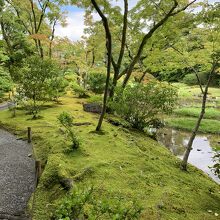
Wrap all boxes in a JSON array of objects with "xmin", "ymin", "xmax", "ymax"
[
  {"xmin": 111, "ymin": 81, "xmax": 177, "ymax": 130},
  {"xmin": 16, "ymin": 56, "xmax": 65, "ymax": 118},
  {"xmin": 54, "ymin": 187, "xmax": 142, "ymax": 220}
]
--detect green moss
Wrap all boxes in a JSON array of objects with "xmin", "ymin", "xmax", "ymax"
[
  {"xmin": 0, "ymin": 94, "xmax": 220, "ymax": 220},
  {"xmin": 174, "ymin": 107, "xmax": 220, "ymax": 120},
  {"xmin": 166, "ymin": 117, "xmax": 220, "ymax": 134}
]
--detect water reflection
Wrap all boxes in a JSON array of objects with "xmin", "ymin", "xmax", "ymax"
[{"xmin": 157, "ymin": 128, "xmax": 220, "ymax": 184}]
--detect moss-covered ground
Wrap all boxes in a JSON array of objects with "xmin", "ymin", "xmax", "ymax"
[
  {"xmin": 0, "ymin": 93, "xmax": 220, "ymax": 220},
  {"xmin": 166, "ymin": 83, "xmax": 220, "ymax": 135}
]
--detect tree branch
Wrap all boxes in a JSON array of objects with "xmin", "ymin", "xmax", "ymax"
[
  {"xmin": 120, "ymin": 0, "xmax": 197, "ymax": 86},
  {"xmin": 116, "ymin": 0, "xmax": 128, "ymax": 71},
  {"xmin": 169, "ymin": 44, "xmax": 204, "ymax": 94}
]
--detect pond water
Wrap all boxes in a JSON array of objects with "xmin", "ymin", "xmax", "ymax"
[{"xmin": 156, "ymin": 128, "xmax": 220, "ymax": 184}]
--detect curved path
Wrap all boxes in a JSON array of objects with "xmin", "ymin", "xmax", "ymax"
[
  {"xmin": 0, "ymin": 128, "xmax": 35, "ymax": 219},
  {"xmin": 0, "ymin": 102, "xmax": 14, "ymax": 111}
]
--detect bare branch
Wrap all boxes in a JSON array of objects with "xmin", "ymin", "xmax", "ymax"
[{"xmin": 169, "ymin": 44, "xmax": 204, "ymax": 93}]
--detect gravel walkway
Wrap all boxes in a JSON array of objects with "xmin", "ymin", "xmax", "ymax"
[
  {"xmin": 0, "ymin": 129, "xmax": 35, "ymax": 219},
  {"xmin": 0, "ymin": 102, "xmax": 14, "ymax": 111}
]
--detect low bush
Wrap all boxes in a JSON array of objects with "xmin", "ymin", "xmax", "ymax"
[
  {"xmin": 110, "ymin": 81, "xmax": 177, "ymax": 130},
  {"xmin": 58, "ymin": 111, "xmax": 80, "ymax": 150},
  {"xmin": 72, "ymin": 83, "xmax": 89, "ymax": 98},
  {"xmin": 87, "ymin": 94, "xmax": 103, "ymax": 104},
  {"xmin": 53, "ymin": 186, "xmax": 142, "ymax": 220},
  {"xmin": 87, "ymin": 72, "xmax": 106, "ymax": 94}
]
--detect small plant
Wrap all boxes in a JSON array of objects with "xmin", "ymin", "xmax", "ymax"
[
  {"xmin": 53, "ymin": 186, "xmax": 142, "ymax": 220},
  {"xmin": 212, "ymin": 153, "xmax": 220, "ymax": 179},
  {"xmin": 72, "ymin": 83, "xmax": 89, "ymax": 98},
  {"xmin": 58, "ymin": 112, "xmax": 80, "ymax": 149}
]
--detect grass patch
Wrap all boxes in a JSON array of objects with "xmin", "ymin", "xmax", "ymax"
[
  {"xmin": 173, "ymin": 83, "xmax": 220, "ymax": 99},
  {"xmin": 174, "ymin": 107, "xmax": 220, "ymax": 120},
  {"xmin": 0, "ymin": 94, "xmax": 220, "ymax": 220},
  {"xmin": 166, "ymin": 117, "xmax": 220, "ymax": 134}
]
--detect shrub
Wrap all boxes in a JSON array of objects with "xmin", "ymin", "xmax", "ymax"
[
  {"xmin": 87, "ymin": 72, "xmax": 106, "ymax": 94},
  {"xmin": 0, "ymin": 67, "xmax": 13, "ymax": 93},
  {"xmin": 53, "ymin": 187, "xmax": 142, "ymax": 220},
  {"xmin": 110, "ymin": 81, "xmax": 177, "ymax": 130},
  {"xmin": 17, "ymin": 56, "xmax": 63, "ymax": 118},
  {"xmin": 87, "ymin": 94, "xmax": 103, "ymax": 104},
  {"xmin": 49, "ymin": 76, "xmax": 69, "ymax": 102},
  {"xmin": 72, "ymin": 83, "xmax": 89, "ymax": 98},
  {"xmin": 58, "ymin": 112, "xmax": 80, "ymax": 149}
]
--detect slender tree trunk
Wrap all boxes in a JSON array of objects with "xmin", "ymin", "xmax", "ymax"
[
  {"xmin": 110, "ymin": 0, "xmax": 128, "ymax": 99},
  {"xmin": 38, "ymin": 40, "xmax": 44, "ymax": 58},
  {"xmin": 91, "ymin": 48, "xmax": 95, "ymax": 68},
  {"xmin": 138, "ymin": 70, "xmax": 148, "ymax": 83},
  {"xmin": 91, "ymin": 0, "xmax": 112, "ymax": 131},
  {"xmin": 49, "ymin": 19, "xmax": 57, "ymax": 58},
  {"xmin": 180, "ymin": 62, "xmax": 217, "ymax": 170},
  {"xmin": 109, "ymin": 68, "xmax": 119, "ymax": 98}
]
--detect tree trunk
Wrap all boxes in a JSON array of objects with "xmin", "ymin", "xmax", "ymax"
[
  {"xmin": 91, "ymin": 0, "xmax": 112, "ymax": 131},
  {"xmin": 49, "ymin": 19, "xmax": 57, "ymax": 59},
  {"xmin": 180, "ymin": 62, "xmax": 217, "ymax": 170},
  {"xmin": 138, "ymin": 70, "xmax": 148, "ymax": 83},
  {"xmin": 109, "ymin": 67, "xmax": 119, "ymax": 99}
]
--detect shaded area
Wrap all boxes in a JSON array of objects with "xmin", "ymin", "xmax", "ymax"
[{"xmin": 0, "ymin": 129, "xmax": 35, "ymax": 217}]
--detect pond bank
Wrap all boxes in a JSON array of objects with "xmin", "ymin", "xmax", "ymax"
[{"xmin": 157, "ymin": 128, "xmax": 220, "ymax": 184}]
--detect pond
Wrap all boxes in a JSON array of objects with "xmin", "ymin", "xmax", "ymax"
[{"xmin": 156, "ymin": 128, "xmax": 220, "ymax": 184}]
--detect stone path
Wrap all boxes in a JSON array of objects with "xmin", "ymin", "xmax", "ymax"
[
  {"xmin": 0, "ymin": 129, "xmax": 35, "ymax": 219},
  {"xmin": 0, "ymin": 102, "xmax": 14, "ymax": 111}
]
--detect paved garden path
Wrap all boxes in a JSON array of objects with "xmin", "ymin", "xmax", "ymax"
[{"xmin": 0, "ymin": 127, "xmax": 35, "ymax": 219}]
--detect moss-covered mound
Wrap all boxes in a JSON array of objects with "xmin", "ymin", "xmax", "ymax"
[{"xmin": 0, "ymin": 94, "xmax": 219, "ymax": 220}]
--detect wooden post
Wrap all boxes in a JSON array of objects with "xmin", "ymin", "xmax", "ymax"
[
  {"xmin": 35, "ymin": 160, "xmax": 41, "ymax": 185},
  {"xmin": 28, "ymin": 127, "xmax": 32, "ymax": 143}
]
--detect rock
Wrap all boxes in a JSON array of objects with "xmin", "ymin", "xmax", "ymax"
[
  {"xmin": 207, "ymin": 210, "xmax": 212, "ymax": 213},
  {"xmin": 157, "ymin": 202, "xmax": 165, "ymax": 210},
  {"xmin": 59, "ymin": 178, "xmax": 74, "ymax": 190},
  {"xmin": 214, "ymin": 213, "xmax": 219, "ymax": 217},
  {"xmin": 28, "ymin": 154, "xmax": 32, "ymax": 157},
  {"xmin": 197, "ymin": 149, "xmax": 202, "ymax": 151},
  {"xmin": 83, "ymin": 103, "xmax": 102, "ymax": 113}
]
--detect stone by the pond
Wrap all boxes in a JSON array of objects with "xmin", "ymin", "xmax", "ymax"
[
  {"xmin": 197, "ymin": 149, "xmax": 202, "ymax": 151},
  {"xmin": 83, "ymin": 103, "xmax": 102, "ymax": 113}
]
